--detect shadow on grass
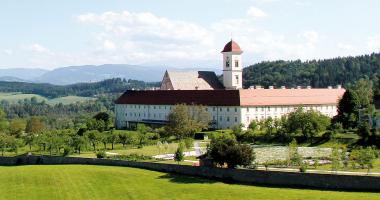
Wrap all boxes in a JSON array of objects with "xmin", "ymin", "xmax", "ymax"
[
  {"xmin": 158, "ymin": 171, "xmax": 380, "ymax": 193},
  {"xmin": 157, "ymin": 173, "xmax": 217, "ymax": 184}
]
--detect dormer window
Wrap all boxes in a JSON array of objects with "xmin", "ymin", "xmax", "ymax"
[{"xmin": 235, "ymin": 60, "xmax": 239, "ymax": 67}]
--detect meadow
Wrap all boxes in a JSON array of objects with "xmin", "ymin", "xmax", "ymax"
[
  {"xmin": 0, "ymin": 165, "xmax": 378, "ymax": 200},
  {"xmin": 0, "ymin": 92, "xmax": 96, "ymax": 105}
]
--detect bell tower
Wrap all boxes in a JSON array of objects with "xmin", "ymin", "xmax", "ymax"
[{"xmin": 221, "ymin": 40, "xmax": 243, "ymax": 90}]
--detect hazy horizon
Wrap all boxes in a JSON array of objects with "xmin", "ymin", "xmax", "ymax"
[{"xmin": 1, "ymin": 0, "xmax": 380, "ymax": 70}]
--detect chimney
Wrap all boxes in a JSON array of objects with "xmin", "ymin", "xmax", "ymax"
[
  {"xmin": 336, "ymin": 84, "xmax": 342, "ymax": 89},
  {"xmin": 255, "ymin": 85, "xmax": 262, "ymax": 89},
  {"xmin": 269, "ymin": 86, "xmax": 274, "ymax": 89},
  {"xmin": 249, "ymin": 86, "xmax": 255, "ymax": 89},
  {"xmin": 297, "ymin": 86, "xmax": 301, "ymax": 89},
  {"xmin": 281, "ymin": 86, "xmax": 286, "ymax": 89},
  {"xmin": 328, "ymin": 86, "xmax": 332, "ymax": 89},
  {"xmin": 307, "ymin": 86, "xmax": 311, "ymax": 89}
]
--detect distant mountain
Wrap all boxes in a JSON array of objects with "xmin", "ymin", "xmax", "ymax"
[
  {"xmin": 35, "ymin": 64, "xmax": 166, "ymax": 85},
  {"xmin": 0, "ymin": 64, "xmax": 220, "ymax": 85},
  {"xmin": 0, "ymin": 68, "xmax": 48, "ymax": 80},
  {"xmin": 0, "ymin": 76, "xmax": 29, "ymax": 82}
]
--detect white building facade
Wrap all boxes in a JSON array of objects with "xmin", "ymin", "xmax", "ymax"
[{"xmin": 115, "ymin": 40, "xmax": 345, "ymax": 130}]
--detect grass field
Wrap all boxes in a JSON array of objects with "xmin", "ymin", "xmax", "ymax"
[
  {"xmin": 0, "ymin": 165, "xmax": 378, "ymax": 200},
  {"xmin": 0, "ymin": 92, "xmax": 96, "ymax": 105}
]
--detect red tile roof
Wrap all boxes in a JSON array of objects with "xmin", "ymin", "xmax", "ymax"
[
  {"xmin": 221, "ymin": 40, "xmax": 243, "ymax": 53},
  {"xmin": 115, "ymin": 88, "xmax": 345, "ymax": 106},
  {"xmin": 115, "ymin": 90, "xmax": 240, "ymax": 106},
  {"xmin": 239, "ymin": 88, "xmax": 346, "ymax": 106}
]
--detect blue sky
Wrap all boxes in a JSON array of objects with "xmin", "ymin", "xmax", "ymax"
[{"xmin": 1, "ymin": 0, "xmax": 380, "ymax": 69}]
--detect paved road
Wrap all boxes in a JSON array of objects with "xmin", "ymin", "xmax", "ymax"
[{"xmin": 193, "ymin": 141, "xmax": 203, "ymax": 156}]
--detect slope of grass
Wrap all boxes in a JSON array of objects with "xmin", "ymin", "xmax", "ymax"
[
  {"xmin": 0, "ymin": 165, "xmax": 378, "ymax": 200},
  {"xmin": 0, "ymin": 92, "xmax": 47, "ymax": 103},
  {"xmin": 0, "ymin": 92, "xmax": 95, "ymax": 105}
]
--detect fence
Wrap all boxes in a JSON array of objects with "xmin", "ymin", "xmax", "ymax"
[{"xmin": 0, "ymin": 155, "xmax": 379, "ymax": 191}]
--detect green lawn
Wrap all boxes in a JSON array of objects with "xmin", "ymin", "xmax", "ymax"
[
  {"xmin": 0, "ymin": 165, "xmax": 377, "ymax": 200},
  {"xmin": 0, "ymin": 92, "xmax": 48, "ymax": 103}
]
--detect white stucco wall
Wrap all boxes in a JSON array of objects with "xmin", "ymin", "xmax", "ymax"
[{"xmin": 115, "ymin": 103, "xmax": 338, "ymax": 130}]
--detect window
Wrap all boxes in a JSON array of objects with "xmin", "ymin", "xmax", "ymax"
[
  {"xmin": 227, "ymin": 108, "xmax": 230, "ymax": 112},
  {"xmin": 235, "ymin": 117, "xmax": 238, "ymax": 122},
  {"xmin": 246, "ymin": 117, "xmax": 249, "ymax": 122},
  {"xmin": 220, "ymin": 108, "xmax": 222, "ymax": 111},
  {"xmin": 219, "ymin": 116, "xmax": 222, "ymax": 121},
  {"xmin": 154, "ymin": 106, "xmax": 156, "ymax": 109},
  {"xmin": 226, "ymin": 56, "xmax": 230, "ymax": 67},
  {"xmin": 227, "ymin": 117, "xmax": 230, "ymax": 122},
  {"xmin": 213, "ymin": 107, "xmax": 216, "ymax": 111},
  {"xmin": 205, "ymin": 108, "xmax": 208, "ymax": 111},
  {"xmin": 235, "ymin": 107, "xmax": 237, "ymax": 112},
  {"xmin": 235, "ymin": 60, "xmax": 239, "ymax": 67},
  {"xmin": 235, "ymin": 75, "xmax": 239, "ymax": 84},
  {"xmin": 246, "ymin": 107, "xmax": 249, "ymax": 112}
]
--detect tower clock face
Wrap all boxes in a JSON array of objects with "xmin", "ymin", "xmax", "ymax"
[{"xmin": 226, "ymin": 56, "xmax": 230, "ymax": 67}]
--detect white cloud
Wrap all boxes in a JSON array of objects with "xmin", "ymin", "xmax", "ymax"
[
  {"xmin": 17, "ymin": 11, "xmax": 332, "ymax": 69},
  {"xmin": 300, "ymin": 30, "xmax": 319, "ymax": 46},
  {"xmin": 27, "ymin": 43, "xmax": 51, "ymax": 54},
  {"xmin": 76, "ymin": 11, "xmax": 216, "ymax": 65},
  {"xmin": 2, "ymin": 49, "xmax": 13, "ymax": 55},
  {"xmin": 367, "ymin": 36, "xmax": 380, "ymax": 52},
  {"xmin": 103, "ymin": 39, "xmax": 116, "ymax": 51},
  {"xmin": 247, "ymin": 6, "xmax": 268, "ymax": 19},
  {"xmin": 337, "ymin": 43, "xmax": 354, "ymax": 51}
]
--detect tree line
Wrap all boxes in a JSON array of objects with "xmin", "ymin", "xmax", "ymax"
[
  {"xmin": 243, "ymin": 52, "xmax": 380, "ymax": 89},
  {"xmin": 0, "ymin": 78, "xmax": 160, "ymax": 98}
]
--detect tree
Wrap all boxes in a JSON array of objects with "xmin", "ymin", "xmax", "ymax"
[
  {"xmin": 350, "ymin": 147, "xmax": 377, "ymax": 174},
  {"xmin": 357, "ymin": 122, "xmax": 379, "ymax": 147},
  {"xmin": 0, "ymin": 132, "xmax": 8, "ymax": 156},
  {"xmin": 288, "ymin": 139, "xmax": 301, "ymax": 166},
  {"xmin": 86, "ymin": 118, "xmax": 106, "ymax": 132},
  {"xmin": 93, "ymin": 112, "xmax": 111, "ymax": 130},
  {"xmin": 330, "ymin": 144, "xmax": 341, "ymax": 173},
  {"xmin": 166, "ymin": 104, "xmax": 210, "ymax": 139},
  {"xmin": 284, "ymin": 108, "xmax": 330, "ymax": 140},
  {"xmin": 248, "ymin": 120, "xmax": 258, "ymax": 131},
  {"xmin": 9, "ymin": 118, "xmax": 26, "ymax": 137},
  {"xmin": 334, "ymin": 90, "xmax": 361, "ymax": 129},
  {"xmin": 107, "ymin": 130, "xmax": 118, "ymax": 150},
  {"xmin": 156, "ymin": 141, "xmax": 163, "ymax": 154},
  {"xmin": 349, "ymin": 78, "xmax": 373, "ymax": 109},
  {"xmin": 0, "ymin": 108, "xmax": 8, "ymax": 132},
  {"xmin": 24, "ymin": 117, "xmax": 45, "ymax": 150},
  {"xmin": 174, "ymin": 144, "xmax": 184, "ymax": 164},
  {"xmin": 71, "ymin": 135, "xmax": 87, "ymax": 154},
  {"xmin": 208, "ymin": 136, "xmax": 254, "ymax": 168},
  {"xmin": 118, "ymin": 131, "xmax": 137, "ymax": 149},
  {"xmin": 136, "ymin": 124, "xmax": 150, "ymax": 147},
  {"xmin": 86, "ymin": 130, "xmax": 101, "ymax": 151}
]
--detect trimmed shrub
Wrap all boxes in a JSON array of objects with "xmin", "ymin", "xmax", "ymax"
[{"xmin": 96, "ymin": 151, "xmax": 106, "ymax": 159}]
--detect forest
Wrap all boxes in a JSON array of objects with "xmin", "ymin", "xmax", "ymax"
[
  {"xmin": 0, "ymin": 78, "xmax": 160, "ymax": 98},
  {"xmin": 243, "ymin": 52, "xmax": 380, "ymax": 88}
]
